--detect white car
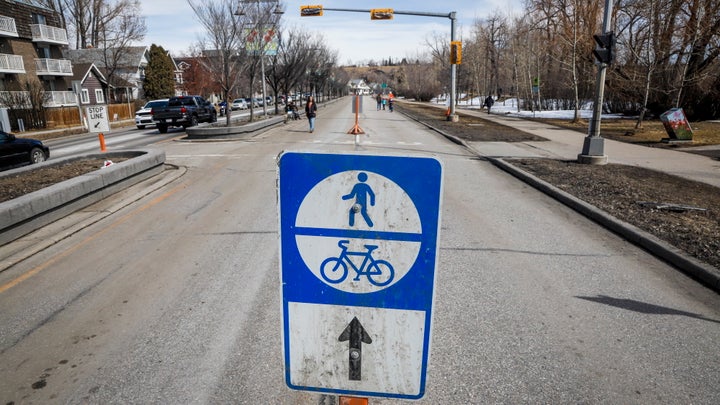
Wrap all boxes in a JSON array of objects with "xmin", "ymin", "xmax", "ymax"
[
  {"xmin": 231, "ymin": 98, "xmax": 248, "ymax": 110},
  {"xmin": 135, "ymin": 99, "xmax": 169, "ymax": 129}
]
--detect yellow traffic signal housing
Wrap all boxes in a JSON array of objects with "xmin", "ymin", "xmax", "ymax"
[
  {"xmin": 300, "ymin": 5, "xmax": 323, "ymax": 16},
  {"xmin": 450, "ymin": 41, "xmax": 462, "ymax": 64},
  {"xmin": 370, "ymin": 8, "xmax": 394, "ymax": 20}
]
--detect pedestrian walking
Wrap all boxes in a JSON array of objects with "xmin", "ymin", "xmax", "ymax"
[
  {"xmin": 305, "ymin": 96, "xmax": 317, "ymax": 133},
  {"xmin": 484, "ymin": 96, "xmax": 494, "ymax": 114},
  {"xmin": 388, "ymin": 97, "xmax": 394, "ymax": 112},
  {"xmin": 376, "ymin": 94, "xmax": 382, "ymax": 111}
]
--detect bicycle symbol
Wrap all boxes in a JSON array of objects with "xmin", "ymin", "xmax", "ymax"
[{"xmin": 320, "ymin": 240, "xmax": 395, "ymax": 286}]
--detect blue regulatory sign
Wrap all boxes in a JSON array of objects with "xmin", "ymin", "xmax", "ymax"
[{"xmin": 278, "ymin": 152, "xmax": 443, "ymax": 399}]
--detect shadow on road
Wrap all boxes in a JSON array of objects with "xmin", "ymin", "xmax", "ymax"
[{"xmin": 576, "ymin": 294, "xmax": 720, "ymax": 324}]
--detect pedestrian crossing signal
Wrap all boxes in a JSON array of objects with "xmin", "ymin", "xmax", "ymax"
[
  {"xmin": 450, "ymin": 41, "xmax": 462, "ymax": 64},
  {"xmin": 300, "ymin": 5, "xmax": 323, "ymax": 16}
]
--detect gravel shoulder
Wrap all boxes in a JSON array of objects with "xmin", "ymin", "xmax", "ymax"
[{"xmin": 396, "ymin": 102, "xmax": 720, "ymax": 272}]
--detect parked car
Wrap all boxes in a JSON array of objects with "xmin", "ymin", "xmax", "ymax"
[
  {"xmin": 244, "ymin": 97, "xmax": 259, "ymax": 108},
  {"xmin": 135, "ymin": 99, "xmax": 169, "ymax": 129},
  {"xmin": 231, "ymin": 98, "xmax": 248, "ymax": 110},
  {"xmin": 0, "ymin": 130, "xmax": 50, "ymax": 170}
]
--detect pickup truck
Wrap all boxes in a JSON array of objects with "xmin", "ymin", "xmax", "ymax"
[{"xmin": 151, "ymin": 95, "xmax": 217, "ymax": 133}]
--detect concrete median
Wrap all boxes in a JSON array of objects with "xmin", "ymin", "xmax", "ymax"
[{"xmin": 0, "ymin": 149, "xmax": 165, "ymax": 246}]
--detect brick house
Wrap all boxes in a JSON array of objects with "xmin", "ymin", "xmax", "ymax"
[{"xmin": 0, "ymin": 0, "xmax": 75, "ymax": 111}]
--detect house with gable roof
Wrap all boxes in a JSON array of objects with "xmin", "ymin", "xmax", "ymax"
[
  {"xmin": 65, "ymin": 46, "xmax": 150, "ymax": 102},
  {"xmin": 69, "ymin": 62, "xmax": 109, "ymax": 105},
  {"xmin": 66, "ymin": 45, "xmax": 185, "ymax": 102}
]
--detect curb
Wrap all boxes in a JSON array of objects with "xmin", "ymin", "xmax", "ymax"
[
  {"xmin": 0, "ymin": 149, "xmax": 165, "ymax": 246},
  {"xmin": 185, "ymin": 115, "xmax": 286, "ymax": 139},
  {"xmin": 398, "ymin": 106, "xmax": 720, "ymax": 293}
]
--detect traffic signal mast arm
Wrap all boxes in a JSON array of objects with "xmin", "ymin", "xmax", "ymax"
[{"xmin": 300, "ymin": 5, "xmax": 455, "ymax": 20}]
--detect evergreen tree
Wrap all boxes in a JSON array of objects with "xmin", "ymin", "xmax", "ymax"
[{"xmin": 143, "ymin": 44, "xmax": 175, "ymax": 100}]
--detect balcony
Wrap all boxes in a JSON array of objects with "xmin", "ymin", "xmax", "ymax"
[
  {"xmin": 0, "ymin": 16, "xmax": 18, "ymax": 37},
  {"xmin": 35, "ymin": 58, "xmax": 73, "ymax": 76},
  {"xmin": 0, "ymin": 91, "xmax": 78, "ymax": 108},
  {"xmin": 45, "ymin": 91, "xmax": 78, "ymax": 107},
  {"xmin": 0, "ymin": 53, "xmax": 25, "ymax": 74},
  {"xmin": 30, "ymin": 24, "xmax": 68, "ymax": 45}
]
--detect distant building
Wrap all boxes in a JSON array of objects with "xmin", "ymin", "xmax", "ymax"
[{"xmin": 347, "ymin": 79, "xmax": 371, "ymax": 95}]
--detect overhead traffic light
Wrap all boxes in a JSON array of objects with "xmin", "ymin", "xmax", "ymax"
[
  {"xmin": 370, "ymin": 8, "xmax": 393, "ymax": 20},
  {"xmin": 592, "ymin": 31, "xmax": 615, "ymax": 64},
  {"xmin": 450, "ymin": 41, "xmax": 462, "ymax": 64},
  {"xmin": 300, "ymin": 5, "xmax": 323, "ymax": 17}
]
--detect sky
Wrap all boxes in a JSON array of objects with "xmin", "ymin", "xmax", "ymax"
[{"xmin": 141, "ymin": 0, "xmax": 522, "ymax": 65}]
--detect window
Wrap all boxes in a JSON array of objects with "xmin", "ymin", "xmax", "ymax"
[
  {"xmin": 95, "ymin": 89, "xmax": 105, "ymax": 103},
  {"xmin": 81, "ymin": 89, "xmax": 89, "ymax": 104},
  {"xmin": 32, "ymin": 14, "xmax": 47, "ymax": 25}
]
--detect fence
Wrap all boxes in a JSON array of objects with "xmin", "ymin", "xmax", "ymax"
[{"xmin": 6, "ymin": 102, "xmax": 139, "ymax": 132}]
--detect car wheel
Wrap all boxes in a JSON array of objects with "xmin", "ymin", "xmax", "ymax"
[
  {"xmin": 210, "ymin": 112, "xmax": 217, "ymax": 123},
  {"xmin": 29, "ymin": 147, "xmax": 47, "ymax": 164},
  {"xmin": 137, "ymin": 125, "xmax": 145, "ymax": 129},
  {"xmin": 158, "ymin": 124, "xmax": 168, "ymax": 134},
  {"xmin": 189, "ymin": 115, "xmax": 198, "ymax": 127}
]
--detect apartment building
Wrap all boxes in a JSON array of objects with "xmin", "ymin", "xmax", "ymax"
[{"xmin": 0, "ymin": 0, "xmax": 75, "ymax": 110}]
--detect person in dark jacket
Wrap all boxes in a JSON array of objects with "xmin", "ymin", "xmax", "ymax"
[
  {"xmin": 305, "ymin": 96, "xmax": 317, "ymax": 133},
  {"xmin": 484, "ymin": 95, "xmax": 494, "ymax": 114}
]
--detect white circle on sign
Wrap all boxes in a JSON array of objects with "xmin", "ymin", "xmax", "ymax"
[{"xmin": 295, "ymin": 170, "xmax": 421, "ymax": 293}]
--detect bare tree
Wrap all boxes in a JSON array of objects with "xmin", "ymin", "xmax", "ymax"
[{"xmin": 187, "ymin": 0, "xmax": 249, "ymax": 125}]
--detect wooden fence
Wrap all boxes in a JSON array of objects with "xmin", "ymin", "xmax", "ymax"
[{"xmin": 9, "ymin": 102, "xmax": 142, "ymax": 131}]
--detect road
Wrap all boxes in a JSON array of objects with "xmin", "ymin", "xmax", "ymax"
[
  {"xmin": 44, "ymin": 108, "xmax": 257, "ymax": 159},
  {"xmin": 1, "ymin": 97, "xmax": 719, "ymax": 404}
]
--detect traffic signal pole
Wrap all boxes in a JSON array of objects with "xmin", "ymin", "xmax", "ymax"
[{"xmin": 578, "ymin": 0, "xmax": 613, "ymax": 165}]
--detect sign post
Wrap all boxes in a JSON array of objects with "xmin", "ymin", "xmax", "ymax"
[
  {"xmin": 86, "ymin": 105, "xmax": 110, "ymax": 152},
  {"xmin": 278, "ymin": 152, "xmax": 443, "ymax": 400},
  {"xmin": 347, "ymin": 95, "xmax": 364, "ymax": 140}
]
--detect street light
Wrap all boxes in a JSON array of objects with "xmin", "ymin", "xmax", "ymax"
[{"xmin": 235, "ymin": 0, "xmax": 284, "ymax": 118}]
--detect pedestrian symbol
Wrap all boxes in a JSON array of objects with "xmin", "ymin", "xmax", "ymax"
[{"xmin": 342, "ymin": 172, "xmax": 375, "ymax": 227}]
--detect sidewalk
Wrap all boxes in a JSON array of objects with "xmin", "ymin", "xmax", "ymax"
[{"xmin": 456, "ymin": 107, "xmax": 720, "ymax": 188}]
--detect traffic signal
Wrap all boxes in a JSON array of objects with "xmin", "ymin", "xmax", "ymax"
[
  {"xmin": 370, "ymin": 8, "xmax": 393, "ymax": 20},
  {"xmin": 592, "ymin": 31, "xmax": 615, "ymax": 64},
  {"xmin": 450, "ymin": 41, "xmax": 462, "ymax": 64},
  {"xmin": 300, "ymin": 5, "xmax": 323, "ymax": 16}
]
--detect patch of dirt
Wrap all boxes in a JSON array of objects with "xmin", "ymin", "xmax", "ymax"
[
  {"xmin": 0, "ymin": 158, "xmax": 126, "ymax": 203},
  {"xmin": 397, "ymin": 102, "xmax": 720, "ymax": 271}
]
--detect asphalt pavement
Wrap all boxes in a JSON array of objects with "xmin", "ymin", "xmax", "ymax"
[{"xmin": 3, "ymin": 101, "xmax": 719, "ymax": 291}]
